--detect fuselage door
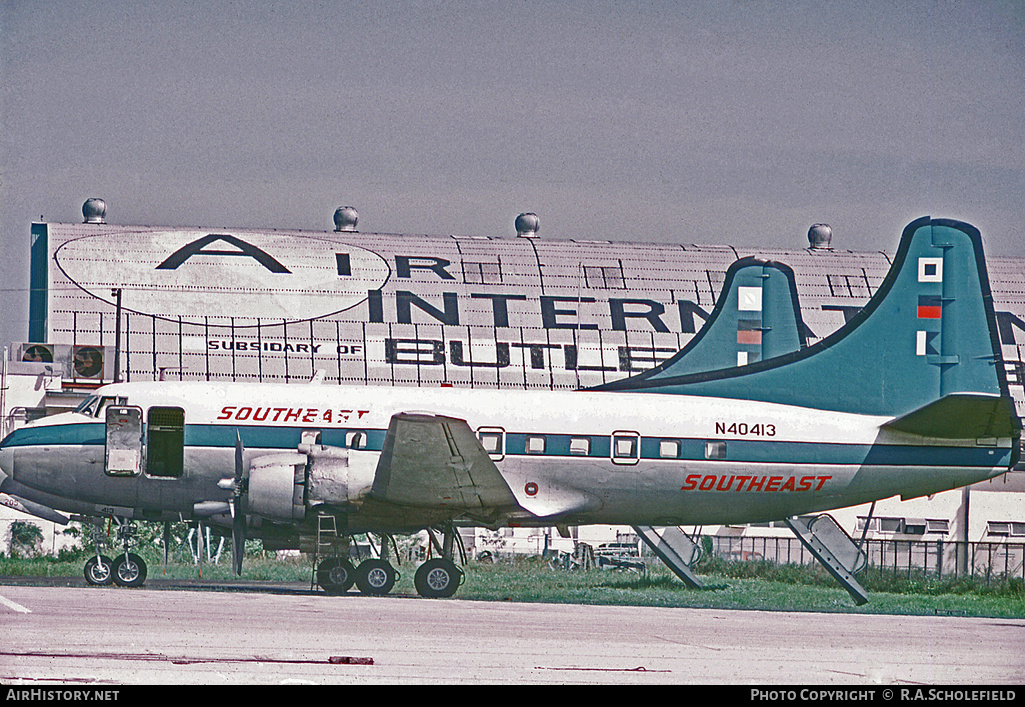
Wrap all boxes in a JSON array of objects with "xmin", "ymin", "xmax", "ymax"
[
  {"xmin": 146, "ymin": 407, "xmax": 186, "ymax": 478},
  {"xmin": 105, "ymin": 406, "xmax": 143, "ymax": 476},
  {"xmin": 611, "ymin": 431, "xmax": 641, "ymax": 466}
]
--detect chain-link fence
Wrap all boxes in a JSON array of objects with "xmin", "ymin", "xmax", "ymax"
[{"xmin": 704, "ymin": 535, "xmax": 1025, "ymax": 583}]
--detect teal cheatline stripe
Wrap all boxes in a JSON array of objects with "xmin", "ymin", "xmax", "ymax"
[
  {"xmin": 498, "ymin": 432, "xmax": 1005, "ymax": 468},
  {"xmin": 2, "ymin": 423, "xmax": 105, "ymax": 448},
  {"xmin": 28, "ymin": 223, "xmax": 49, "ymax": 342},
  {"xmin": 187, "ymin": 424, "xmax": 388, "ymax": 452},
  {"xmin": 4, "ymin": 422, "xmax": 1009, "ymax": 470}
]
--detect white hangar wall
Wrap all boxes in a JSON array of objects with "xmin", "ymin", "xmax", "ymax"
[{"xmin": 24, "ymin": 220, "xmax": 1025, "ymax": 400}]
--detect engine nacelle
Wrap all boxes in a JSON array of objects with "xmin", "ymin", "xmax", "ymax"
[
  {"xmin": 303, "ymin": 443, "xmax": 378, "ymax": 506},
  {"xmin": 246, "ymin": 445, "xmax": 379, "ymax": 521},
  {"xmin": 248, "ymin": 453, "xmax": 307, "ymax": 522}
]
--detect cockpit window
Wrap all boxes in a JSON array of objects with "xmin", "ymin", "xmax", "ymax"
[
  {"xmin": 75, "ymin": 396, "xmax": 101, "ymax": 417},
  {"xmin": 74, "ymin": 395, "xmax": 128, "ymax": 418}
]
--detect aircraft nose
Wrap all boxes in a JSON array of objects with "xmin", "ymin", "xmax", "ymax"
[{"xmin": 0, "ymin": 446, "xmax": 11, "ymax": 490}]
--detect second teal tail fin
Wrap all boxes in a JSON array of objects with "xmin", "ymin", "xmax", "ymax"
[{"xmin": 628, "ymin": 256, "xmax": 807, "ymax": 383}]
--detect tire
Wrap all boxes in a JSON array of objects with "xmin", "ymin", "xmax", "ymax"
[
  {"xmin": 355, "ymin": 559, "xmax": 397, "ymax": 596},
  {"xmin": 414, "ymin": 558, "xmax": 463, "ymax": 598},
  {"xmin": 317, "ymin": 557, "xmax": 356, "ymax": 594},
  {"xmin": 113, "ymin": 553, "xmax": 147, "ymax": 587},
  {"xmin": 84, "ymin": 555, "xmax": 114, "ymax": 586}
]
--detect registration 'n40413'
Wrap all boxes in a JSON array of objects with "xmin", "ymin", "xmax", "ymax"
[{"xmin": 715, "ymin": 422, "xmax": 776, "ymax": 437}]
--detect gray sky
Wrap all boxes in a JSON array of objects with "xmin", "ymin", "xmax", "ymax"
[{"xmin": 2, "ymin": 0, "xmax": 1023, "ymax": 346}]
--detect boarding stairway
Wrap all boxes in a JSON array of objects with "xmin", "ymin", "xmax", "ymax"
[
  {"xmin": 633, "ymin": 525, "xmax": 704, "ymax": 589},
  {"xmin": 784, "ymin": 514, "xmax": 869, "ymax": 605},
  {"xmin": 635, "ymin": 516, "xmax": 871, "ymax": 605}
]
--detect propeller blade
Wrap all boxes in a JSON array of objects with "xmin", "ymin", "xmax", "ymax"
[
  {"xmin": 235, "ymin": 430, "xmax": 244, "ymax": 483},
  {"xmin": 232, "ymin": 516, "xmax": 246, "ymax": 577},
  {"xmin": 232, "ymin": 430, "xmax": 246, "ymax": 576}
]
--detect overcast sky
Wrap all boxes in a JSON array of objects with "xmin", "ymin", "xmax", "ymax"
[{"xmin": 2, "ymin": 0, "xmax": 1023, "ymax": 346}]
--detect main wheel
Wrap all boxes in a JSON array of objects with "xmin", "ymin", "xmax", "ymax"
[
  {"xmin": 355, "ymin": 559, "xmax": 397, "ymax": 595},
  {"xmin": 84, "ymin": 555, "xmax": 114, "ymax": 586},
  {"xmin": 113, "ymin": 553, "xmax": 147, "ymax": 587},
  {"xmin": 316, "ymin": 557, "xmax": 356, "ymax": 594},
  {"xmin": 414, "ymin": 558, "xmax": 463, "ymax": 598}
]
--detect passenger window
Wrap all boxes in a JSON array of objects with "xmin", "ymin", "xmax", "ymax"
[
  {"xmin": 479, "ymin": 432, "xmax": 503, "ymax": 454},
  {"xmin": 613, "ymin": 435, "xmax": 637, "ymax": 458},
  {"xmin": 146, "ymin": 407, "xmax": 185, "ymax": 478},
  {"xmin": 705, "ymin": 441, "xmax": 727, "ymax": 460},
  {"xmin": 611, "ymin": 431, "xmax": 641, "ymax": 466},
  {"xmin": 659, "ymin": 440, "xmax": 680, "ymax": 458},
  {"xmin": 476, "ymin": 427, "xmax": 506, "ymax": 461},
  {"xmin": 569, "ymin": 437, "xmax": 590, "ymax": 456},
  {"xmin": 526, "ymin": 436, "xmax": 546, "ymax": 454}
]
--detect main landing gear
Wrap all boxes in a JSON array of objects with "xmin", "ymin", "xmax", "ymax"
[
  {"xmin": 82, "ymin": 517, "xmax": 147, "ymax": 588},
  {"xmin": 315, "ymin": 536, "xmax": 400, "ymax": 597},
  {"xmin": 413, "ymin": 525, "xmax": 463, "ymax": 599},
  {"xmin": 313, "ymin": 524, "xmax": 464, "ymax": 598},
  {"xmin": 413, "ymin": 558, "xmax": 461, "ymax": 599}
]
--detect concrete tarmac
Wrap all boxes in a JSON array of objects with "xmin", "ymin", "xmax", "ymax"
[{"xmin": 1, "ymin": 582, "xmax": 1023, "ymax": 685}]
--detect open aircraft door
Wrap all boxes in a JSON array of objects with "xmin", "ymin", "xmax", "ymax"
[{"xmin": 105, "ymin": 406, "xmax": 143, "ymax": 476}]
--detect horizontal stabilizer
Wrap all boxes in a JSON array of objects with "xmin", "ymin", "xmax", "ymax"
[{"xmin": 881, "ymin": 394, "xmax": 1021, "ymax": 440}]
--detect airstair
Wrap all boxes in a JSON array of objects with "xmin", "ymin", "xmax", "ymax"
[
  {"xmin": 785, "ymin": 514, "xmax": 869, "ymax": 605},
  {"xmin": 633, "ymin": 525, "xmax": 704, "ymax": 589}
]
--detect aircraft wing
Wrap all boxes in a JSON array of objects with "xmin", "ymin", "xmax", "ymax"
[{"xmin": 370, "ymin": 413, "xmax": 518, "ymax": 510}]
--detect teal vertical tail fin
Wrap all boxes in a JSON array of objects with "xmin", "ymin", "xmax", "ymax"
[
  {"xmin": 615, "ymin": 257, "xmax": 807, "ymax": 384},
  {"xmin": 600, "ymin": 218, "xmax": 1018, "ymax": 428}
]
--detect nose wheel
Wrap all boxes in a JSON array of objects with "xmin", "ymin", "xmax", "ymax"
[
  {"xmin": 113, "ymin": 552, "xmax": 148, "ymax": 587},
  {"xmin": 84, "ymin": 555, "xmax": 114, "ymax": 586},
  {"xmin": 82, "ymin": 517, "xmax": 147, "ymax": 588}
]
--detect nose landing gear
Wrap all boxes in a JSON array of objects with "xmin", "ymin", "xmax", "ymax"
[
  {"xmin": 82, "ymin": 517, "xmax": 148, "ymax": 588},
  {"xmin": 113, "ymin": 552, "xmax": 147, "ymax": 587},
  {"xmin": 84, "ymin": 554, "xmax": 114, "ymax": 586}
]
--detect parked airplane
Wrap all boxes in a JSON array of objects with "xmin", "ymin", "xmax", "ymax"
[{"xmin": 0, "ymin": 217, "xmax": 1018, "ymax": 598}]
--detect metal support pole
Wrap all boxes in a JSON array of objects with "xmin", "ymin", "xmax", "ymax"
[{"xmin": 111, "ymin": 288, "xmax": 122, "ymax": 382}]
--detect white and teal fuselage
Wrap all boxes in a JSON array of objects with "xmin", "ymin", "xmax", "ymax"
[{"xmin": 0, "ymin": 380, "xmax": 1013, "ymax": 532}]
